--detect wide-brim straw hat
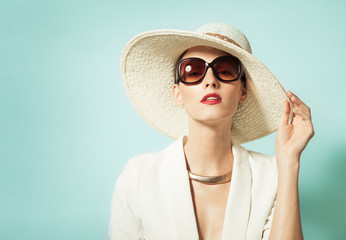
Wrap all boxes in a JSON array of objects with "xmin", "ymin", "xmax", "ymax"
[{"xmin": 121, "ymin": 23, "xmax": 290, "ymax": 144}]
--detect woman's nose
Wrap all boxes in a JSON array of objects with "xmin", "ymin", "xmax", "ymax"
[{"xmin": 203, "ymin": 67, "xmax": 220, "ymax": 88}]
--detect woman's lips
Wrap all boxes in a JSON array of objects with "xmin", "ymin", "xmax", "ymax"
[{"xmin": 201, "ymin": 93, "xmax": 222, "ymax": 105}]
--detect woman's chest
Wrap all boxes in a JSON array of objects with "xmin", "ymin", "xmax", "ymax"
[{"xmin": 190, "ymin": 181, "xmax": 231, "ymax": 240}]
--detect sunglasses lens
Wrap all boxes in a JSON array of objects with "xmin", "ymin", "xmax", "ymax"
[
  {"xmin": 213, "ymin": 56, "xmax": 241, "ymax": 81},
  {"xmin": 178, "ymin": 56, "xmax": 242, "ymax": 83},
  {"xmin": 179, "ymin": 59, "xmax": 206, "ymax": 83}
]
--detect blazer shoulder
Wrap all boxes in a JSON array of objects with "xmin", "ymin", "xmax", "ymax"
[
  {"xmin": 126, "ymin": 139, "xmax": 179, "ymax": 175},
  {"xmin": 112, "ymin": 150, "xmax": 164, "ymax": 208},
  {"xmin": 247, "ymin": 150, "xmax": 277, "ymax": 172},
  {"xmin": 130, "ymin": 151, "xmax": 162, "ymax": 165},
  {"xmin": 248, "ymin": 150, "xmax": 273, "ymax": 160}
]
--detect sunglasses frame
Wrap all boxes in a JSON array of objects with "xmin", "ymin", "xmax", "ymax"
[{"xmin": 176, "ymin": 55, "xmax": 244, "ymax": 85}]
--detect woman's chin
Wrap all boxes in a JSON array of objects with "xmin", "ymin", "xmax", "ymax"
[{"xmin": 190, "ymin": 114, "xmax": 234, "ymax": 126}]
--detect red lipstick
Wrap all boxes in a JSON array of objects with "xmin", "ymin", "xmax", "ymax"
[{"xmin": 201, "ymin": 93, "xmax": 222, "ymax": 105}]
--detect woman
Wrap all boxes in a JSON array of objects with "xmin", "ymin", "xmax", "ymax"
[{"xmin": 110, "ymin": 23, "xmax": 314, "ymax": 240}]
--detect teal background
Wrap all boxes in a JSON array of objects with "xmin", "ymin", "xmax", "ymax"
[{"xmin": 1, "ymin": 0, "xmax": 345, "ymax": 239}]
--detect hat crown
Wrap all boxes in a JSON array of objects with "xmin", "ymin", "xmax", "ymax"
[{"xmin": 196, "ymin": 23, "xmax": 252, "ymax": 54}]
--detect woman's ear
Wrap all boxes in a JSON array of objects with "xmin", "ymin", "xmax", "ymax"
[
  {"xmin": 239, "ymin": 83, "xmax": 248, "ymax": 103},
  {"xmin": 173, "ymin": 84, "xmax": 184, "ymax": 106}
]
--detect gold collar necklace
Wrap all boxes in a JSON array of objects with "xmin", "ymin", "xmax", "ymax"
[{"xmin": 187, "ymin": 170, "xmax": 232, "ymax": 185}]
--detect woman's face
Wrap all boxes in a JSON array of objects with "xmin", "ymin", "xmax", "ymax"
[{"xmin": 173, "ymin": 46, "xmax": 247, "ymax": 125}]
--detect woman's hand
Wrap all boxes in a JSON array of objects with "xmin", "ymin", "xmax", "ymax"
[
  {"xmin": 275, "ymin": 91, "xmax": 314, "ymax": 164},
  {"xmin": 270, "ymin": 91, "xmax": 309, "ymax": 240}
]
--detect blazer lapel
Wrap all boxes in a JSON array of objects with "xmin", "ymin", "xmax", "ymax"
[
  {"xmin": 162, "ymin": 138, "xmax": 251, "ymax": 240},
  {"xmin": 222, "ymin": 143, "xmax": 252, "ymax": 240},
  {"xmin": 163, "ymin": 137, "xmax": 199, "ymax": 240}
]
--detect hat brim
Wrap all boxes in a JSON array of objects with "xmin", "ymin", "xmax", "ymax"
[{"xmin": 121, "ymin": 29, "xmax": 290, "ymax": 143}]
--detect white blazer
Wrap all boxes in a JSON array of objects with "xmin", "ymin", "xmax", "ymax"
[{"xmin": 109, "ymin": 137, "xmax": 278, "ymax": 240}]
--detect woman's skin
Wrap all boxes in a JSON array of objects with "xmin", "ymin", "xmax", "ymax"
[
  {"xmin": 173, "ymin": 46, "xmax": 247, "ymax": 240},
  {"xmin": 173, "ymin": 46, "xmax": 314, "ymax": 240}
]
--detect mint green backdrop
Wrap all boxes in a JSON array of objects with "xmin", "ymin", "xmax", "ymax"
[{"xmin": 1, "ymin": 0, "xmax": 345, "ymax": 239}]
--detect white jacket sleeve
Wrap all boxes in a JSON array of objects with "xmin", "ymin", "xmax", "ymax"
[
  {"xmin": 261, "ymin": 199, "xmax": 276, "ymax": 240},
  {"xmin": 109, "ymin": 159, "xmax": 145, "ymax": 240}
]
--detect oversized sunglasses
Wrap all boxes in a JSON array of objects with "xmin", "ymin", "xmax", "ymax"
[{"xmin": 176, "ymin": 56, "xmax": 244, "ymax": 84}]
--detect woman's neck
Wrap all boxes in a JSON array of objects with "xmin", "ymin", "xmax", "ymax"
[{"xmin": 183, "ymin": 119, "xmax": 234, "ymax": 176}]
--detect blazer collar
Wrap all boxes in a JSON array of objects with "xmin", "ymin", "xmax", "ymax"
[{"xmin": 163, "ymin": 136, "xmax": 252, "ymax": 240}]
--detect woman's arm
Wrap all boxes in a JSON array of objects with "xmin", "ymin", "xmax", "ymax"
[
  {"xmin": 109, "ymin": 159, "xmax": 144, "ymax": 240},
  {"xmin": 268, "ymin": 91, "xmax": 314, "ymax": 240}
]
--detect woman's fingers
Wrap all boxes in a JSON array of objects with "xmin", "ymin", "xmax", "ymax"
[
  {"xmin": 279, "ymin": 99, "xmax": 291, "ymax": 126},
  {"xmin": 287, "ymin": 91, "xmax": 311, "ymax": 120},
  {"xmin": 292, "ymin": 107, "xmax": 311, "ymax": 120},
  {"xmin": 287, "ymin": 91, "xmax": 310, "ymax": 111}
]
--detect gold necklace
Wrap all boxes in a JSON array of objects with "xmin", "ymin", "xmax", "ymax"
[{"xmin": 187, "ymin": 170, "xmax": 232, "ymax": 185}]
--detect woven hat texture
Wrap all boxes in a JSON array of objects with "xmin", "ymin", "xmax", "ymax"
[{"xmin": 121, "ymin": 23, "xmax": 289, "ymax": 143}]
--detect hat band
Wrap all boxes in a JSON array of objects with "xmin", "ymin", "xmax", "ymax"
[{"xmin": 204, "ymin": 32, "xmax": 241, "ymax": 48}]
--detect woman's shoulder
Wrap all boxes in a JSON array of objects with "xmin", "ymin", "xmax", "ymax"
[
  {"xmin": 246, "ymin": 148, "xmax": 278, "ymax": 176},
  {"xmin": 113, "ymin": 151, "xmax": 164, "ymax": 196},
  {"xmin": 232, "ymin": 143, "xmax": 277, "ymax": 176},
  {"xmin": 119, "ymin": 151, "xmax": 161, "ymax": 181},
  {"xmin": 248, "ymin": 149, "xmax": 276, "ymax": 163},
  {"xmin": 122, "ymin": 138, "xmax": 184, "ymax": 175},
  {"xmin": 234, "ymin": 143, "xmax": 276, "ymax": 169}
]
